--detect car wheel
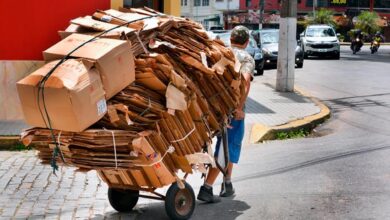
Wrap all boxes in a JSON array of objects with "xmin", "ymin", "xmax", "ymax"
[
  {"xmin": 296, "ymin": 62, "xmax": 303, "ymax": 68},
  {"xmin": 304, "ymin": 52, "xmax": 308, "ymax": 59},
  {"xmin": 334, "ymin": 52, "xmax": 340, "ymax": 60},
  {"xmin": 255, "ymin": 68, "xmax": 264, "ymax": 76}
]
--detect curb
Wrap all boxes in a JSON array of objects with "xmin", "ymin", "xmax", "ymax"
[
  {"xmin": 0, "ymin": 136, "xmax": 21, "ymax": 150},
  {"xmin": 249, "ymin": 87, "xmax": 331, "ymax": 144},
  {"xmin": 340, "ymin": 42, "xmax": 390, "ymax": 46}
]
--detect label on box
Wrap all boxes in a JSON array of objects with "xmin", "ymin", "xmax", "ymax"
[
  {"xmin": 97, "ymin": 99, "xmax": 107, "ymax": 116},
  {"xmin": 101, "ymin": 15, "xmax": 112, "ymax": 22}
]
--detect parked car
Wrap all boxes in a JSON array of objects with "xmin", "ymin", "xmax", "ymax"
[
  {"xmin": 258, "ymin": 29, "xmax": 304, "ymax": 69},
  {"xmin": 217, "ymin": 32, "xmax": 265, "ymax": 75},
  {"xmin": 300, "ymin": 24, "xmax": 340, "ymax": 59},
  {"xmin": 208, "ymin": 25, "xmax": 225, "ymax": 33}
]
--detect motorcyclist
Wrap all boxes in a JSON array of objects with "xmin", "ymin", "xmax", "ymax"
[
  {"xmin": 351, "ymin": 29, "xmax": 364, "ymax": 53},
  {"xmin": 371, "ymin": 31, "xmax": 385, "ymax": 48}
]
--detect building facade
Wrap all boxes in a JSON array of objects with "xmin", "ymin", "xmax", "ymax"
[
  {"xmin": 0, "ymin": 0, "xmax": 180, "ymax": 122},
  {"xmin": 181, "ymin": 0, "xmax": 223, "ymax": 30}
]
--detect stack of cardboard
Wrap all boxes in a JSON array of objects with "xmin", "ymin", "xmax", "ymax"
[{"xmin": 20, "ymin": 7, "xmax": 245, "ymax": 190}]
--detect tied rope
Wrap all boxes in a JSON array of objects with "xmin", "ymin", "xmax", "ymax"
[
  {"xmin": 133, "ymin": 146, "xmax": 175, "ymax": 167},
  {"xmin": 104, "ymin": 128, "xmax": 118, "ymax": 169},
  {"xmin": 135, "ymin": 31, "xmax": 149, "ymax": 54},
  {"xmin": 170, "ymin": 126, "xmax": 196, "ymax": 143}
]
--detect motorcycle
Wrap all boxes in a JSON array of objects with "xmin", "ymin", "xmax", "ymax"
[
  {"xmin": 351, "ymin": 37, "xmax": 363, "ymax": 54},
  {"xmin": 370, "ymin": 40, "xmax": 380, "ymax": 54}
]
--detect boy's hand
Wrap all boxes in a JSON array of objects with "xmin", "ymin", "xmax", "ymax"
[{"xmin": 233, "ymin": 108, "xmax": 245, "ymax": 120}]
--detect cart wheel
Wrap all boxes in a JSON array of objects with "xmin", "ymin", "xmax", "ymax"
[
  {"xmin": 165, "ymin": 182, "xmax": 195, "ymax": 220},
  {"xmin": 108, "ymin": 188, "xmax": 139, "ymax": 212}
]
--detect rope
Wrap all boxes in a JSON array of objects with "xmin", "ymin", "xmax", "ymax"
[
  {"xmin": 133, "ymin": 146, "xmax": 175, "ymax": 167},
  {"xmin": 104, "ymin": 128, "xmax": 118, "ymax": 169},
  {"xmin": 139, "ymin": 97, "xmax": 152, "ymax": 117},
  {"xmin": 170, "ymin": 126, "xmax": 196, "ymax": 143},
  {"xmin": 136, "ymin": 31, "xmax": 149, "ymax": 54}
]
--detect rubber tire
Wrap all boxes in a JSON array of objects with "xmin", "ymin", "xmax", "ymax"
[
  {"xmin": 352, "ymin": 45, "xmax": 357, "ymax": 54},
  {"xmin": 296, "ymin": 62, "xmax": 303, "ymax": 68},
  {"xmin": 334, "ymin": 52, "xmax": 340, "ymax": 60},
  {"xmin": 108, "ymin": 188, "xmax": 139, "ymax": 212},
  {"xmin": 165, "ymin": 182, "xmax": 195, "ymax": 220},
  {"xmin": 255, "ymin": 68, "xmax": 264, "ymax": 76},
  {"xmin": 304, "ymin": 52, "xmax": 308, "ymax": 59}
]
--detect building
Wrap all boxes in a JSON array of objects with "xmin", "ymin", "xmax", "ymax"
[
  {"xmin": 236, "ymin": 0, "xmax": 389, "ymax": 38},
  {"xmin": 0, "ymin": 0, "xmax": 180, "ymax": 123},
  {"xmin": 181, "ymin": 0, "xmax": 223, "ymax": 30}
]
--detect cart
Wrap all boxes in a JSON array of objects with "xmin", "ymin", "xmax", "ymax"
[{"xmin": 101, "ymin": 126, "xmax": 230, "ymax": 220}]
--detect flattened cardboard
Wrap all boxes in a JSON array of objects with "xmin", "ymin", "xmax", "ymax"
[
  {"xmin": 43, "ymin": 33, "xmax": 135, "ymax": 99},
  {"xmin": 17, "ymin": 59, "xmax": 107, "ymax": 132},
  {"xmin": 71, "ymin": 16, "xmax": 134, "ymax": 34},
  {"xmin": 166, "ymin": 84, "xmax": 187, "ymax": 111},
  {"xmin": 132, "ymin": 136, "xmax": 176, "ymax": 185}
]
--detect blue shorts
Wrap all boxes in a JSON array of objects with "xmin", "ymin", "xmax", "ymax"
[{"xmin": 214, "ymin": 119, "xmax": 245, "ymax": 164}]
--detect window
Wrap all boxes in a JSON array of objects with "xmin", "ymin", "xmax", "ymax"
[
  {"xmin": 306, "ymin": 27, "xmax": 335, "ymax": 37},
  {"xmin": 246, "ymin": 0, "xmax": 252, "ymax": 7},
  {"xmin": 305, "ymin": 0, "xmax": 329, "ymax": 7},
  {"xmin": 181, "ymin": 0, "xmax": 188, "ymax": 6},
  {"xmin": 194, "ymin": 0, "xmax": 201, "ymax": 6},
  {"xmin": 202, "ymin": 0, "xmax": 209, "ymax": 6}
]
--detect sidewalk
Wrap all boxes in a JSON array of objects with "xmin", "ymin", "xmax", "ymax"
[{"xmin": 244, "ymin": 76, "xmax": 328, "ymax": 144}]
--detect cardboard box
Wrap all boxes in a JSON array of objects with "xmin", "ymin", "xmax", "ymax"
[
  {"xmin": 43, "ymin": 33, "xmax": 135, "ymax": 99},
  {"xmin": 17, "ymin": 59, "xmax": 107, "ymax": 132},
  {"xmin": 58, "ymin": 24, "xmax": 124, "ymax": 40}
]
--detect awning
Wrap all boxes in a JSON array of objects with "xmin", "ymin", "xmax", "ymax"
[{"xmin": 204, "ymin": 15, "xmax": 221, "ymax": 22}]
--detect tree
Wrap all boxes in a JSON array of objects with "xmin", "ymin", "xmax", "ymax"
[
  {"xmin": 355, "ymin": 11, "xmax": 381, "ymax": 35},
  {"xmin": 305, "ymin": 8, "xmax": 337, "ymax": 28}
]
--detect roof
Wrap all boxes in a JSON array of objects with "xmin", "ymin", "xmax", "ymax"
[{"xmin": 306, "ymin": 24, "xmax": 333, "ymax": 28}]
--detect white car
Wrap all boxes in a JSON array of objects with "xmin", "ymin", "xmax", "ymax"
[{"xmin": 300, "ymin": 25, "xmax": 340, "ymax": 59}]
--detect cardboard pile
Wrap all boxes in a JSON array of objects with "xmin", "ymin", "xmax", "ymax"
[{"xmin": 20, "ymin": 7, "xmax": 245, "ymax": 190}]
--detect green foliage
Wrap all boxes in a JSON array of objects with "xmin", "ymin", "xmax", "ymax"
[
  {"xmin": 305, "ymin": 8, "xmax": 337, "ymax": 28},
  {"xmin": 8, "ymin": 143, "xmax": 30, "ymax": 151},
  {"xmin": 275, "ymin": 129, "xmax": 310, "ymax": 140},
  {"xmin": 355, "ymin": 11, "xmax": 381, "ymax": 35}
]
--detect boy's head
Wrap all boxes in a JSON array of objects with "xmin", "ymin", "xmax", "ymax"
[{"xmin": 230, "ymin": 25, "xmax": 250, "ymax": 46}]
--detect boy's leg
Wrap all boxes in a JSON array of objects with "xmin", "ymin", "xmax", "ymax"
[
  {"xmin": 220, "ymin": 119, "xmax": 245, "ymax": 197},
  {"xmin": 197, "ymin": 137, "xmax": 222, "ymax": 203}
]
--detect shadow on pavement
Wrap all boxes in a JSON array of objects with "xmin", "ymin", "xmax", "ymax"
[
  {"xmin": 92, "ymin": 198, "xmax": 250, "ymax": 220},
  {"xmin": 234, "ymin": 145, "xmax": 390, "ymax": 183},
  {"xmin": 246, "ymin": 97, "xmax": 274, "ymax": 114},
  {"xmin": 324, "ymin": 93, "xmax": 390, "ymax": 113}
]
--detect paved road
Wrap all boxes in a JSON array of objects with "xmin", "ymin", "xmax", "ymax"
[{"xmin": 1, "ymin": 45, "xmax": 390, "ymax": 220}]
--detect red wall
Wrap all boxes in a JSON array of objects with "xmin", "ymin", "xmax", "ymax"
[{"xmin": 0, "ymin": 0, "xmax": 110, "ymax": 60}]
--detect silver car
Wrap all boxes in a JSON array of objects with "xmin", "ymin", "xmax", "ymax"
[{"xmin": 300, "ymin": 25, "xmax": 340, "ymax": 59}]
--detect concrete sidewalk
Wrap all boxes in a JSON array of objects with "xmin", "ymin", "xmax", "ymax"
[{"xmin": 244, "ymin": 76, "xmax": 329, "ymax": 144}]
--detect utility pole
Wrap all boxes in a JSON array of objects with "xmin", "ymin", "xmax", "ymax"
[
  {"xmin": 313, "ymin": 0, "xmax": 317, "ymax": 20},
  {"xmin": 276, "ymin": 0, "xmax": 297, "ymax": 92},
  {"xmin": 259, "ymin": 0, "xmax": 264, "ymax": 30},
  {"xmin": 369, "ymin": 0, "xmax": 374, "ymax": 12},
  {"xmin": 227, "ymin": 0, "xmax": 230, "ymax": 29}
]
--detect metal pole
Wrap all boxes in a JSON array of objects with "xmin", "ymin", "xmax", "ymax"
[
  {"xmin": 369, "ymin": 0, "xmax": 374, "ymax": 12},
  {"xmin": 313, "ymin": 0, "xmax": 316, "ymax": 21},
  {"xmin": 259, "ymin": 0, "xmax": 264, "ymax": 30},
  {"xmin": 227, "ymin": 0, "xmax": 230, "ymax": 29}
]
